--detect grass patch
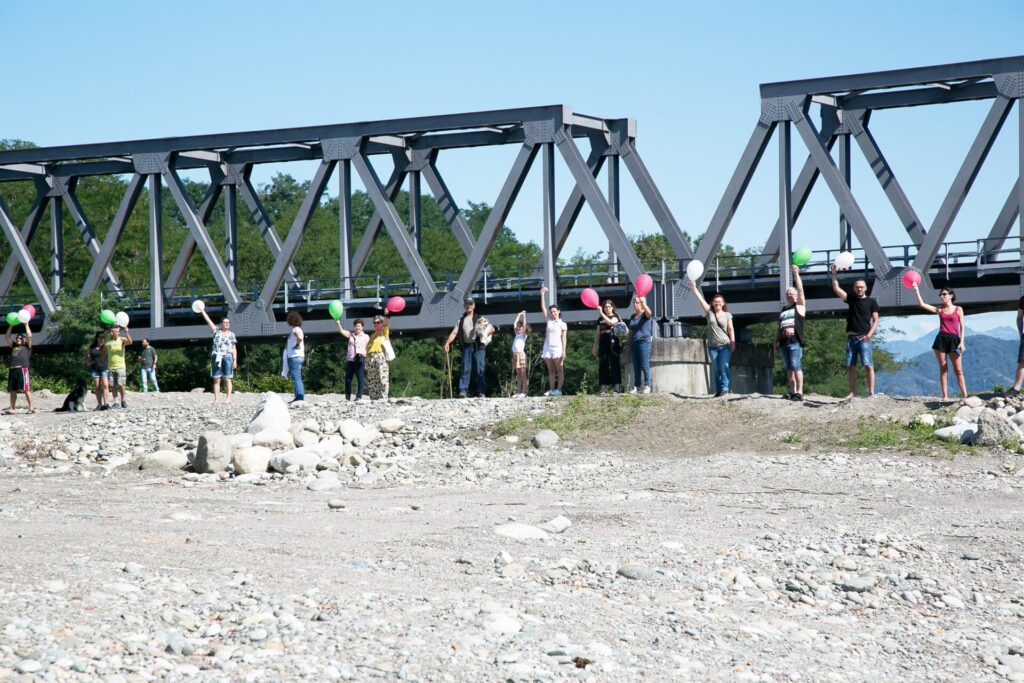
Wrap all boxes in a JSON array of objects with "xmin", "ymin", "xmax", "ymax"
[
  {"xmin": 493, "ymin": 394, "xmax": 652, "ymax": 438},
  {"xmin": 834, "ymin": 418, "xmax": 965, "ymax": 456}
]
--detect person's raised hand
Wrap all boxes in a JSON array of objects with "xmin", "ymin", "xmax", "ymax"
[
  {"xmin": 540, "ymin": 286, "xmax": 548, "ymax": 294},
  {"xmin": 829, "ymin": 263, "xmax": 837, "ymax": 275},
  {"xmin": 791, "ymin": 264, "xmax": 799, "ymax": 275}
]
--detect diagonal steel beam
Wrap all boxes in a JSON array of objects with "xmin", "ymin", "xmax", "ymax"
[
  {"xmin": 257, "ymin": 159, "xmax": 335, "ymax": 308},
  {"xmin": 695, "ymin": 120, "xmax": 776, "ymax": 269},
  {"xmin": 621, "ymin": 142, "xmax": 694, "ymax": 260},
  {"xmin": 983, "ymin": 178, "xmax": 1020, "ymax": 254},
  {"xmin": 352, "ymin": 154, "xmax": 437, "ymax": 299},
  {"xmin": 794, "ymin": 114, "xmax": 893, "ymax": 277},
  {"xmin": 236, "ymin": 170, "xmax": 301, "ymax": 286},
  {"xmin": 0, "ymin": 181, "xmax": 49, "ymax": 300},
  {"xmin": 350, "ymin": 167, "xmax": 406, "ymax": 278},
  {"xmin": 164, "ymin": 177, "xmax": 223, "ymax": 295},
  {"xmin": 162, "ymin": 166, "xmax": 242, "ymax": 308},
  {"xmin": 454, "ymin": 144, "xmax": 538, "ymax": 295},
  {"xmin": 852, "ymin": 116, "xmax": 927, "ymax": 245},
  {"xmin": 63, "ymin": 184, "xmax": 124, "ymax": 295},
  {"xmin": 420, "ymin": 158, "xmax": 475, "ymax": 256},
  {"xmin": 556, "ymin": 134, "xmax": 645, "ymax": 279},
  {"xmin": 911, "ymin": 96, "xmax": 1014, "ymax": 273},
  {"xmin": 0, "ymin": 196, "xmax": 56, "ymax": 314},
  {"xmin": 79, "ymin": 173, "xmax": 146, "ymax": 296}
]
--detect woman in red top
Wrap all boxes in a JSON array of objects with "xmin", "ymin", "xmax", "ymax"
[{"xmin": 911, "ymin": 283, "xmax": 967, "ymax": 400}]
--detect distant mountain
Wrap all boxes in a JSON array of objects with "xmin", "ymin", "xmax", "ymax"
[
  {"xmin": 876, "ymin": 334, "xmax": 1017, "ymax": 396},
  {"xmin": 981, "ymin": 325, "xmax": 1020, "ymax": 341},
  {"xmin": 883, "ymin": 325, "xmax": 1020, "ymax": 361}
]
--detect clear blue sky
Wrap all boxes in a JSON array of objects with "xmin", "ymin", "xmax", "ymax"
[{"xmin": 2, "ymin": 1, "xmax": 1022, "ymax": 337}]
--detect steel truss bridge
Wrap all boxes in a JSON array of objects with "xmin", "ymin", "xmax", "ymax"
[{"xmin": 1, "ymin": 55, "xmax": 1023, "ymax": 345}]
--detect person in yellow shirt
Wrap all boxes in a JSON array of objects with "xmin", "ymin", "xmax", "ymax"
[
  {"xmin": 105, "ymin": 326, "xmax": 133, "ymax": 408},
  {"xmin": 366, "ymin": 313, "xmax": 390, "ymax": 400}
]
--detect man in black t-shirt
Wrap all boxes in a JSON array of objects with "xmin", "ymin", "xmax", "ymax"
[
  {"xmin": 5, "ymin": 323, "xmax": 34, "ymax": 414},
  {"xmin": 831, "ymin": 265, "xmax": 879, "ymax": 399}
]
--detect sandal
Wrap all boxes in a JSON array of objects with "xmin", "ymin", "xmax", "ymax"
[
  {"xmin": 27, "ymin": 408, "xmax": 36, "ymax": 414},
  {"xmin": 2, "ymin": 409, "xmax": 12, "ymax": 415}
]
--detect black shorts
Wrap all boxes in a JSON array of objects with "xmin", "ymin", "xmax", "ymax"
[
  {"xmin": 932, "ymin": 332, "xmax": 960, "ymax": 355},
  {"xmin": 7, "ymin": 367, "xmax": 30, "ymax": 392}
]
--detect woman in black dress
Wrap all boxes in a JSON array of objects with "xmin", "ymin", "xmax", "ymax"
[{"xmin": 592, "ymin": 299, "xmax": 622, "ymax": 394}]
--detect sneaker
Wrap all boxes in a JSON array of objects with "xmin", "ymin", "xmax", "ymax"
[
  {"xmin": 642, "ymin": 386, "xmax": 651, "ymax": 395},
  {"xmin": 543, "ymin": 390, "xmax": 551, "ymax": 397},
  {"xmin": 100, "ymin": 404, "xmax": 110, "ymax": 411},
  {"xmin": 458, "ymin": 392, "xmax": 468, "ymax": 399},
  {"xmin": 552, "ymin": 389, "xmax": 562, "ymax": 397},
  {"xmin": 1009, "ymin": 388, "xmax": 1021, "ymax": 397},
  {"xmin": 629, "ymin": 387, "xmax": 638, "ymax": 395},
  {"xmin": 121, "ymin": 400, "xmax": 128, "ymax": 409},
  {"xmin": 598, "ymin": 388, "xmax": 607, "ymax": 396},
  {"xmin": 111, "ymin": 402, "xmax": 121, "ymax": 409},
  {"xmin": 714, "ymin": 391, "xmax": 723, "ymax": 398}
]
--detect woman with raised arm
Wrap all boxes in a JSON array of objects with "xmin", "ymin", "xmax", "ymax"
[
  {"xmin": 911, "ymin": 283, "xmax": 967, "ymax": 400},
  {"xmin": 511, "ymin": 310, "xmax": 530, "ymax": 397},
  {"xmin": 592, "ymin": 299, "xmax": 622, "ymax": 395},
  {"xmin": 199, "ymin": 309, "xmax": 237, "ymax": 404},
  {"xmin": 85, "ymin": 331, "xmax": 110, "ymax": 410},
  {"xmin": 539, "ymin": 287, "xmax": 567, "ymax": 396},
  {"xmin": 690, "ymin": 281, "xmax": 735, "ymax": 397},
  {"xmin": 628, "ymin": 295, "xmax": 654, "ymax": 395}
]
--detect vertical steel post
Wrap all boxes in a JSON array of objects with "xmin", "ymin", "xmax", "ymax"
[
  {"xmin": 49, "ymin": 196, "xmax": 63, "ymax": 294},
  {"xmin": 608, "ymin": 155, "xmax": 621, "ymax": 283},
  {"xmin": 838, "ymin": 134, "xmax": 852, "ymax": 250},
  {"xmin": 1018, "ymin": 100, "xmax": 1024, "ymax": 286},
  {"xmin": 338, "ymin": 159, "xmax": 352, "ymax": 299},
  {"xmin": 409, "ymin": 170, "xmax": 422, "ymax": 253},
  {"xmin": 542, "ymin": 142, "xmax": 557, "ymax": 301},
  {"xmin": 148, "ymin": 174, "xmax": 164, "ymax": 328},
  {"xmin": 225, "ymin": 183, "xmax": 237, "ymax": 284},
  {"xmin": 779, "ymin": 122, "xmax": 793, "ymax": 303}
]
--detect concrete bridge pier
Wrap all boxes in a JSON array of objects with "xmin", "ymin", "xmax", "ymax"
[{"xmin": 623, "ymin": 337, "xmax": 775, "ymax": 395}]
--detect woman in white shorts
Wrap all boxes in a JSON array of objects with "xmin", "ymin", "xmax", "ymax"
[{"xmin": 539, "ymin": 286, "xmax": 567, "ymax": 396}]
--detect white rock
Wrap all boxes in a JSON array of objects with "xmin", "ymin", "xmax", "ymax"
[
  {"xmin": 352, "ymin": 428, "xmax": 380, "ymax": 448},
  {"xmin": 934, "ymin": 423, "xmax": 977, "ymax": 444},
  {"xmin": 227, "ymin": 433, "xmax": 253, "ymax": 450},
  {"xmin": 193, "ymin": 431, "xmax": 232, "ymax": 473},
  {"xmin": 377, "ymin": 418, "xmax": 405, "ymax": 433},
  {"xmin": 246, "ymin": 392, "xmax": 291, "ymax": 434},
  {"xmin": 339, "ymin": 419, "xmax": 363, "ymax": 442},
  {"xmin": 231, "ymin": 446, "xmax": 272, "ymax": 475},
  {"xmin": 485, "ymin": 614, "xmax": 521, "ymax": 637},
  {"xmin": 307, "ymin": 478, "xmax": 341, "ymax": 492},
  {"xmin": 252, "ymin": 428, "xmax": 295, "ymax": 451},
  {"xmin": 532, "ymin": 430, "xmax": 559, "ymax": 449},
  {"xmin": 963, "ymin": 395, "xmax": 984, "ymax": 409},
  {"xmin": 269, "ymin": 447, "xmax": 321, "ymax": 473},
  {"xmin": 140, "ymin": 450, "xmax": 188, "ymax": 471},
  {"xmin": 913, "ymin": 414, "xmax": 935, "ymax": 427},
  {"xmin": 537, "ymin": 515, "xmax": 572, "ymax": 534},
  {"xmin": 294, "ymin": 430, "xmax": 320, "ymax": 448},
  {"xmin": 314, "ymin": 436, "xmax": 346, "ymax": 459},
  {"xmin": 494, "ymin": 523, "xmax": 549, "ymax": 541}
]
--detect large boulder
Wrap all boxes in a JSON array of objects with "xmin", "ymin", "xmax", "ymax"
[
  {"xmin": 532, "ymin": 430, "xmax": 560, "ymax": 449},
  {"xmin": 955, "ymin": 405, "xmax": 982, "ymax": 423},
  {"xmin": 252, "ymin": 429, "xmax": 295, "ymax": 451},
  {"xmin": 934, "ymin": 422, "xmax": 977, "ymax": 445},
  {"xmin": 140, "ymin": 450, "xmax": 187, "ymax": 471},
  {"xmin": 194, "ymin": 431, "xmax": 232, "ymax": 473},
  {"xmin": 269, "ymin": 447, "xmax": 321, "ymax": 473},
  {"xmin": 246, "ymin": 392, "xmax": 291, "ymax": 434},
  {"xmin": 232, "ymin": 446, "xmax": 273, "ymax": 475},
  {"xmin": 975, "ymin": 408, "xmax": 1023, "ymax": 447}
]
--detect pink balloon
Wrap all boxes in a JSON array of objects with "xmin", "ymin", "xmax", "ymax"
[
  {"xmin": 385, "ymin": 296, "xmax": 406, "ymax": 313},
  {"xmin": 580, "ymin": 287, "xmax": 599, "ymax": 309},
  {"xmin": 635, "ymin": 273, "xmax": 654, "ymax": 297},
  {"xmin": 20, "ymin": 304, "xmax": 35, "ymax": 319},
  {"xmin": 901, "ymin": 270, "xmax": 921, "ymax": 289}
]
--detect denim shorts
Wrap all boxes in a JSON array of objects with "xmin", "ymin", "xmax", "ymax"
[
  {"xmin": 846, "ymin": 336, "xmax": 873, "ymax": 367},
  {"xmin": 211, "ymin": 354, "xmax": 234, "ymax": 379},
  {"xmin": 90, "ymin": 368, "xmax": 108, "ymax": 379},
  {"xmin": 780, "ymin": 343, "xmax": 803, "ymax": 372}
]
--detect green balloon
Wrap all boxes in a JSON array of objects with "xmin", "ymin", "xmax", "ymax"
[
  {"xmin": 5, "ymin": 312, "xmax": 19, "ymax": 326},
  {"xmin": 328, "ymin": 300, "xmax": 344, "ymax": 321},
  {"xmin": 99, "ymin": 309, "xmax": 117, "ymax": 326},
  {"xmin": 792, "ymin": 246, "xmax": 813, "ymax": 267}
]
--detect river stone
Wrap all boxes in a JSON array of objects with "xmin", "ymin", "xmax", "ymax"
[
  {"xmin": 378, "ymin": 418, "xmax": 405, "ymax": 433},
  {"xmin": 314, "ymin": 436, "xmax": 346, "ymax": 459},
  {"xmin": 1011, "ymin": 412, "xmax": 1024, "ymax": 428},
  {"xmin": 252, "ymin": 428, "xmax": 295, "ymax": 451},
  {"xmin": 339, "ymin": 419, "xmax": 363, "ymax": 442},
  {"xmin": 232, "ymin": 446, "xmax": 272, "ymax": 475},
  {"xmin": 975, "ymin": 408, "xmax": 1023, "ymax": 447},
  {"xmin": 307, "ymin": 477, "xmax": 341, "ymax": 492},
  {"xmin": 294, "ymin": 430, "xmax": 320, "ymax": 448},
  {"xmin": 140, "ymin": 450, "xmax": 188, "ymax": 471},
  {"xmin": 934, "ymin": 423, "xmax": 977, "ymax": 444},
  {"xmin": 194, "ymin": 431, "xmax": 232, "ymax": 473},
  {"xmin": 531, "ymin": 430, "xmax": 560, "ymax": 449},
  {"xmin": 955, "ymin": 405, "xmax": 981, "ymax": 423},
  {"xmin": 352, "ymin": 428, "xmax": 380, "ymax": 448},
  {"xmin": 227, "ymin": 433, "xmax": 253, "ymax": 450},
  {"xmin": 962, "ymin": 395, "xmax": 984, "ymax": 409},
  {"xmin": 617, "ymin": 564, "xmax": 659, "ymax": 581},
  {"xmin": 537, "ymin": 515, "xmax": 572, "ymax": 534},
  {"xmin": 246, "ymin": 392, "xmax": 291, "ymax": 434},
  {"xmin": 269, "ymin": 447, "xmax": 321, "ymax": 473},
  {"xmin": 494, "ymin": 523, "xmax": 549, "ymax": 541},
  {"xmin": 841, "ymin": 574, "xmax": 877, "ymax": 592}
]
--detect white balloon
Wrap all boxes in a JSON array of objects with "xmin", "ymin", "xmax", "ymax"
[
  {"xmin": 191, "ymin": 300, "xmax": 206, "ymax": 313},
  {"xmin": 686, "ymin": 259, "xmax": 705, "ymax": 281},
  {"xmin": 16, "ymin": 310, "xmax": 30, "ymax": 324},
  {"xmin": 115, "ymin": 311, "xmax": 130, "ymax": 328},
  {"xmin": 834, "ymin": 251, "xmax": 855, "ymax": 270}
]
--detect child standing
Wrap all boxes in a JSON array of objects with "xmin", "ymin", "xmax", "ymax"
[
  {"xmin": 511, "ymin": 310, "xmax": 530, "ymax": 397},
  {"xmin": 336, "ymin": 318, "xmax": 370, "ymax": 401},
  {"xmin": 539, "ymin": 287, "xmax": 568, "ymax": 397}
]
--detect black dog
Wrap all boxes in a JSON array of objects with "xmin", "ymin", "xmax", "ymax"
[{"xmin": 55, "ymin": 379, "xmax": 89, "ymax": 412}]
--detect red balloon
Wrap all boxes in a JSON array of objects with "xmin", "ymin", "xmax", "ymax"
[
  {"xmin": 635, "ymin": 273, "xmax": 654, "ymax": 297},
  {"xmin": 580, "ymin": 288, "xmax": 599, "ymax": 309},
  {"xmin": 385, "ymin": 296, "xmax": 406, "ymax": 313},
  {"xmin": 901, "ymin": 270, "xmax": 921, "ymax": 289},
  {"xmin": 20, "ymin": 304, "xmax": 35, "ymax": 319}
]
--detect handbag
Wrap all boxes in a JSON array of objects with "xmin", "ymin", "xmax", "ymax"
[{"xmin": 382, "ymin": 337, "xmax": 396, "ymax": 362}]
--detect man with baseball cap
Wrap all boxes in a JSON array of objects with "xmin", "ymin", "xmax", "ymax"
[{"xmin": 444, "ymin": 298, "xmax": 493, "ymax": 398}]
